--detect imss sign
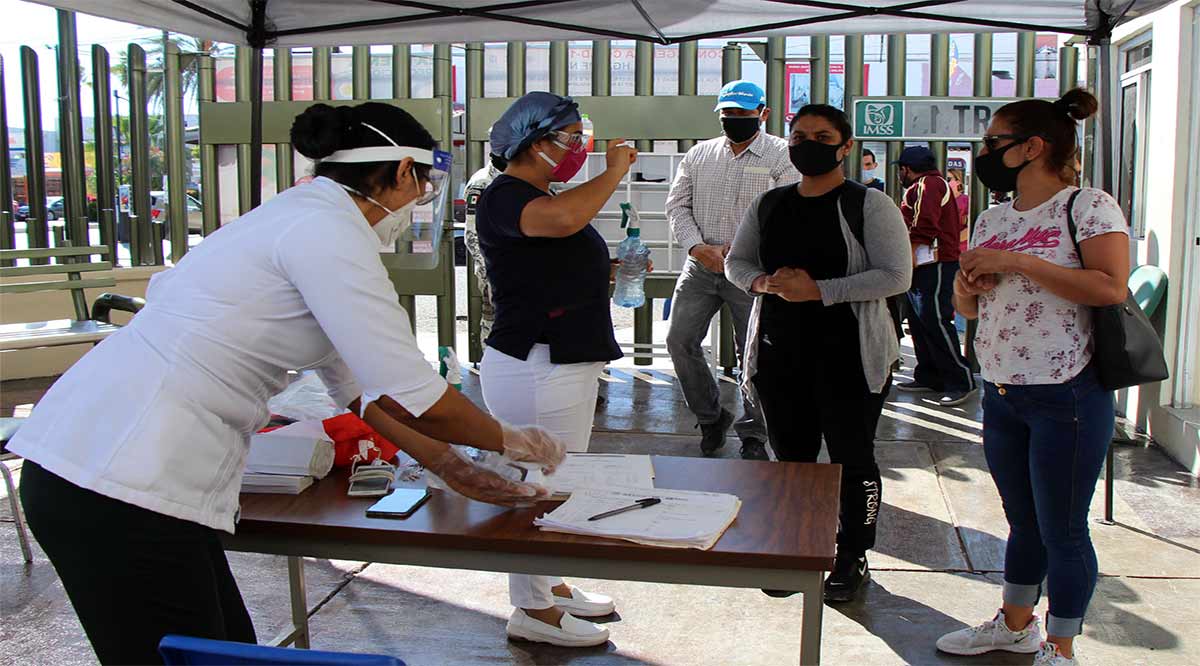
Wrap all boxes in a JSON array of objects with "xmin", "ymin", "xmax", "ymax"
[{"xmin": 852, "ymin": 97, "xmax": 1022, "ymax": 141}]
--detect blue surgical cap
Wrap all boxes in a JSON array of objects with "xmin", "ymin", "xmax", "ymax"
[{"xmin": 489, "ymin": 92, "xmax": 582, "ymax": 161}]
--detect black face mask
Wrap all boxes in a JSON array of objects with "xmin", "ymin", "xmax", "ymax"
[
  {"xmin": 975, "ymin": 141, "xmax": 1031, "ymax": 193},
  {"xmin": 789, "ymin": 140, "xmax": 844, "ymax": 177},
  {"xmin": 721, "ymin": 116, "xmax": 761, "ymax": 144}
]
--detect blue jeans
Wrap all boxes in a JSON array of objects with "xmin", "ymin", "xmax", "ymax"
[
  {"xmin": 666, "ymin": 257, "xmax": 766, "ymax": 441},
  {"xmin": 983, "ymin": 364, "xmax": 1115, "ymax": 637}
]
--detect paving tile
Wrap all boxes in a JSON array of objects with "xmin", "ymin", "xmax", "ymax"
[{"xmin": 932, "ymin": 441, "xmax": 1200, "ymax": 577}]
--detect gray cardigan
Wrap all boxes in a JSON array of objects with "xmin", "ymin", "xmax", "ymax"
[{"xmin": 725, "ymin": 185, "xmax": 913, "ymax": 395}]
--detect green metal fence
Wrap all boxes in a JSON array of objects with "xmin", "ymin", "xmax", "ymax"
[{"xmin": 1, "ymin": 15, "xmax": 1086, "ymax": 372}]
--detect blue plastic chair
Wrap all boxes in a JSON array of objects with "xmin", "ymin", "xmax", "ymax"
[{"xmin": 158, "ymin": 635, "xmax": 405, "ymax": 666}]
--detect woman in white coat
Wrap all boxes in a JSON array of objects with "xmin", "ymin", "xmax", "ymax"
[{"xmin": 10, "ymin": 102, "xmax": 563, "ymax": 666}]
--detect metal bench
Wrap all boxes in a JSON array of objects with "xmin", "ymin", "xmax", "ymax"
[
  {"xmin": 0, "ymin": 246, "xmax": 144, "ymax": 352},
  {"xmin": 1, "ymin": 246, "xmax": 147, "ymax": 563}
]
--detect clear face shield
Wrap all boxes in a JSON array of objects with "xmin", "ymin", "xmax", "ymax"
[
  {"xmin": 407, "ymin": 148, "xmax": 452, "ymax": 252},
  {"xmin": 321, "ymin": 122, "xmax": 453, "ymax": 254}
]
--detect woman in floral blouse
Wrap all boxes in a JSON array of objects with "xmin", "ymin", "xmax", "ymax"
[{"xmin": 936, "ymin": 89, "xmax": 1129, "ymax": 666}]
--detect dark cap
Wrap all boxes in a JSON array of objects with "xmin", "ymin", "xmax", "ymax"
[{"xmin": 897, "ymin": 146, "xmax": 937, "ymax": 171}]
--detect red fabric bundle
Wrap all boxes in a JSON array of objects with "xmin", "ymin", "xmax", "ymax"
[{"xmin": 323, "ymin": 413, "xmax": 400, "ymax": 467}]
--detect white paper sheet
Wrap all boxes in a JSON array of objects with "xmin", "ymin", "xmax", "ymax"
[
  {"xmin": 534, "ymin": 485, "xmax": 741, "ymax": 550},
  {"xmin": 524, "ymin": 454, "xmax": 655, "ymax": 498}
]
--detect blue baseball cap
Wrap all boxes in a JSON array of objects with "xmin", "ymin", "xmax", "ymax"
[
  {"xmin": 714, "ymin": 80, "xmax": 766, "ymax": 112},
  {"xmin": 898, "ymin": 146, "xmax": 937, "ymax": 171}
]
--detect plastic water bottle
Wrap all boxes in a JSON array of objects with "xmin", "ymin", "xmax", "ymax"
[
  {"xmin": 613, "ymin": 202, "xmax": 651, "ymax": 309},
  {"xmin": 580, "ymin": 114, "xmax": 595, "ymax": 152}
]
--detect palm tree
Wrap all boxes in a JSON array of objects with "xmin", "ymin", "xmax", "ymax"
[{"xmin": 112, "ymin": 35, "xmax": 226, "ymax": 109}]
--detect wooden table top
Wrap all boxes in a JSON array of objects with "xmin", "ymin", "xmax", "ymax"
[{"xmin": 234, "ymin": 456, "xmax": 841, "ymax": 571}]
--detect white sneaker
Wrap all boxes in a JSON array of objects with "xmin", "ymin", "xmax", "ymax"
[
  {"xmin": 553, "ymin": 585, "xmax": 616, "ymax": 617},
  {"xmin": 506, "ymin": 609, "xmax": 610, "ymax": 647},
  {"xmin": 1033, "ymin": 641, "xmax": 1080, "ymax": 665},
  {"xmin": 936, "ymin": 609, "xmax": 1043, "ymax": 656}
]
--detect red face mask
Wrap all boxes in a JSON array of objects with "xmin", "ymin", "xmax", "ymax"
[{"xmin": 537, "ymin": 140, "xmax": 588, "ymax": 182}]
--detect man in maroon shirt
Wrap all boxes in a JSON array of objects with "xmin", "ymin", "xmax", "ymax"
[{"xmin": 896, "ymin": 147, "xmax": 975, "ymax": 406}]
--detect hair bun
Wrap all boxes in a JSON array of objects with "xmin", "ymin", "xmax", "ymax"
[
  {"xmin": 290, "ymin": 103, "xmax": 349, "ymax": 160},
  {"xmin": 1055, "ymin": 88, "xmax": 1099, "ymax": 122}
]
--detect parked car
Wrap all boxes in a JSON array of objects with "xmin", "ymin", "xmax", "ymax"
[
  {"xmin": 150, "ymin": 191, "xmax": 204, "ymax": 234},
  {"xmin": 15, "ymin": 197, "xmax": 64, "ymax": 222}
]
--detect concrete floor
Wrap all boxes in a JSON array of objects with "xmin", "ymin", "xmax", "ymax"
[{"xmin": 3, "ymin": 340, "xmax": 1200, "ymax": 665}]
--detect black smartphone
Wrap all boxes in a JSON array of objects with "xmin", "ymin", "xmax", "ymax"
[{"xmin": 365, "ymin": 488, "xmax": 431, "ymax": 519}]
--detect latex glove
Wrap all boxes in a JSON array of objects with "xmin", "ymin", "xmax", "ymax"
[
  {"xmin": 500, "ymin": 422, "xmax": 567, "ymax": 474},
  {"xmin": 425, "ymin": 446, "xmax": 549, "ymax": 507}
]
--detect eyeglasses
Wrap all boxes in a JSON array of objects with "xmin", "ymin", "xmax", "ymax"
[
  {"xmin": 548, "ymin": 130, "xmax": 587, "ymax": 153},
  {"xmin": 981, "ymin": 134, "xmax": 1027, "ymax": 151}
]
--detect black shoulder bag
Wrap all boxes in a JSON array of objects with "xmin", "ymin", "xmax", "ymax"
[{"xmin": 1064, "ymin": 189, "xmax": 1169, "ymax": 391}]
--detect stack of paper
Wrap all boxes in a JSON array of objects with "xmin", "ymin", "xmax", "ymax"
[
  {"xmin": 525, "ymin": 454, "xmax": 655, "ymax": 498},
  {"xmin": 534, "ymin": 485, "xmax": 741, "ymax": 550},
  {"xmin": 245, "ymin": 421, "xmax": 334, "ymax": 478},
  {"xmin": 241, "ymin": 472, "xmax": 314, "ymax": 494},
  {"xmin": 241, "ymin": 421, "xmax": 333, "ymax": 495}
]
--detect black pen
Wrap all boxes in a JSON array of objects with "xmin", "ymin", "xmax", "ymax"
[{"xmin": 587, "ymin": 497, "xmax": 662, "ymax": 522}]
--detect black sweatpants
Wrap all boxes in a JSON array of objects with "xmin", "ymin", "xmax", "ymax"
[
  {"xmin": 907, "ymin": 262, "xmax": 974, "ymax": 393},
  {"xmin": 19, "ymin": 460, "xmax": 257, "ymax": 665},
  {"xmin": 752, "ymin": 336, "xmax": 889, "ymax": 559}
]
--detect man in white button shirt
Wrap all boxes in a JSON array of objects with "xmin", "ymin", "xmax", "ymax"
[{"xmin": 665, "ymin": 80, "xmax": 800, "ymax": 460}]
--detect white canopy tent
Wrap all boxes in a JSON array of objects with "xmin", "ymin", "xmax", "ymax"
[
  {"xmin": 27, "ymin": 0, "xmax": 1173, "ymax": 207},
  {"xmin": 24, "ymin": 0, "xmax": 1171, "ymax": 46}
]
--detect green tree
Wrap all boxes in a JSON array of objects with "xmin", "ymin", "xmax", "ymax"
[{"xmin": 111, "ymin": 35, "xmax": 224, "ymax": 109}]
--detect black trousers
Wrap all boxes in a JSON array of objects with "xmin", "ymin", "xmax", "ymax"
[
  {"xmin": 20, "ymin": 461, "xmax": 257, "ymax": 665},
  {"xmin": 752, "ymin": 335, "xmax": 888, "ymax": 558},
  {"xmin": 907, "ymin": 262, "xmax": 974, "ymax": 393}
]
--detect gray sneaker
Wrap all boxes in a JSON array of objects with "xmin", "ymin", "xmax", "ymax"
[
  {"xmin": 936, "ymin": 609, "xmax": 1043, "ymax": 656},
  {"xmin": 1033, "ymin": 641, "xmax": 1080, "ymax": 666}
]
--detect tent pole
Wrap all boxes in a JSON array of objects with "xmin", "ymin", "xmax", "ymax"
[
  {"xmin": 247, "ymin": 0, "xmax": 268, "ymax": 210},
  {"xmin": 1095, "ymin": 38, "xmax": 1116, "ymax": 196}
]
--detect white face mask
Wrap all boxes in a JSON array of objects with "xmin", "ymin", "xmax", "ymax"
[
  {"xmin": 862, "ymin": 168, "xmax": 877, "ymax": 182},
  {"xmin": 342, "ymin": 171, "xmax": 419, "ymax": 248},
  {"xmin": 372, "ymin": 199, "xmax": 417, "ymax": 248}
]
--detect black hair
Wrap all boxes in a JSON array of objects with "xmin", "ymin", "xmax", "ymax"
[
  {"xmin": 291, "ymin": 102, "xmax": 436, "ymax": 197},
  {"xmin": 994, "ymin": 88, "xmax": 1098, "ymax": 184},
  {"xmin": 788, "ymin": 104, "xmax": 853, "ymax": 143},
  {"xmin": 862, "ymin": 148, "xmax": 877, "ymax": 161},
  {"xmin": 489, "ymin": 153, "xmax": 509, "ymax": 172}
]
